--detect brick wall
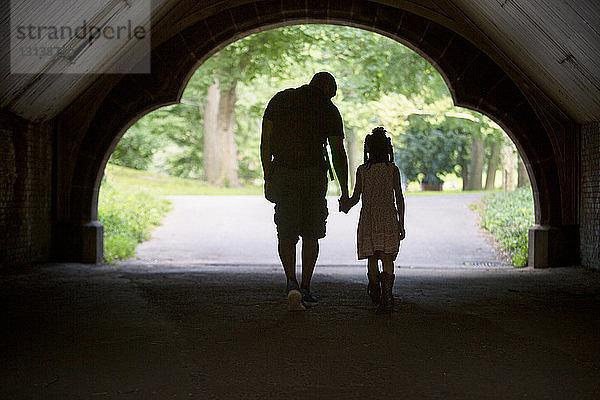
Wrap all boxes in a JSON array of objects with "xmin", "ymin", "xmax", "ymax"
[
  {"xmin": 0, "ymin": 112, "xmax": 53, "ymax": 267},
  {"xmin": 581, "ymin": 122, "xmax": 600, "ymax": 269}
]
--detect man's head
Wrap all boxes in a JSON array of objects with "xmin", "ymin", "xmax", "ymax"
[{"xmin": 309, "ymin": 72, "xmax": 337, "ymax": 98}]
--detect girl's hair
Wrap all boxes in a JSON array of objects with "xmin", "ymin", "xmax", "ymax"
[{"xmin": 363, "ymin": 126, "xmax": 393, "ymax": 168}]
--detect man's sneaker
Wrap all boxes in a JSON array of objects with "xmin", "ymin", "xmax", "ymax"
[
  {"xmin": 300, "ymin": 288, "xmax": 318, "ymax": 307},
  {"xmin": 286, "ymin": 281, "xmax": 306, "ymax": 311}
]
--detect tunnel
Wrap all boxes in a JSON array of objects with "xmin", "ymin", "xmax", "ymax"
[{"xmin": 1, "ymin": 2, "xmax": 599, "ymax": 398}]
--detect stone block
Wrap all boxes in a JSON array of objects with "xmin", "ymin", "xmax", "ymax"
[{"xmin": 529, "ymin": 224, "xmax": 579, "ymax": 268}]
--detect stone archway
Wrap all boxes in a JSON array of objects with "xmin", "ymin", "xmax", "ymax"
[{"xmin": 55, "ymin": 0, "xmax": 578, "ymax": 267}]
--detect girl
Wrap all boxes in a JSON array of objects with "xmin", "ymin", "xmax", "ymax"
[{"xmin": 343, "ymin": 127, "xmax": 406, "ymax": 314}]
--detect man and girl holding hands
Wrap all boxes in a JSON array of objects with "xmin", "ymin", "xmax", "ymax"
[{"xmin": 261, "ymin": 72, "xmax": 406, "ymax": 314}]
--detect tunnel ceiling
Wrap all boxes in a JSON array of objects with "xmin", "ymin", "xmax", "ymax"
[{"xmin": 1, "ymin": 0, "xmax": 599, "ymax": 123}]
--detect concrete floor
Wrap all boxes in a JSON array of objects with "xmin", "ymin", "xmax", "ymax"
[{"xmin": 1, "ymin": 263, "xmax": 599, "ymax": 399}]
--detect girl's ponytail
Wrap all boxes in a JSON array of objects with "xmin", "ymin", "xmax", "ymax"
[{"xmin": 364, "ymin": 126, "xmax": 393, "ymax": 168}]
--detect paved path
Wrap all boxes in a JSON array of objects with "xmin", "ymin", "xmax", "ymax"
[{"xmin": 131, "ymin": 194, "xmax": 508, "ymax": 268}]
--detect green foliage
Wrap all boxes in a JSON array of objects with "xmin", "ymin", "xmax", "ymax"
[
  {"xmin": 197, "ymin": 26, "xmax": 317, "ymax": 90},
  {"xmin": 114, "ymin": 24, "xmax": 511, "ymax": 187},
  {"xmin": 474, "ymin": 186, "xmax": 534, "ymax": 267},
  {"xmin": 395, "ymin": 115, "xmax": 469, "ymax": 185},
  {"xmin": 110, "ymin": 127, "xmax": 159, "ymax": 170},
  {"xmin": 110, "ymin": 104, "xmax": 203, "ymax": 177},
  {"xmin": 98, "ymin": 177, "xmax": 172, "ymax": 263}
]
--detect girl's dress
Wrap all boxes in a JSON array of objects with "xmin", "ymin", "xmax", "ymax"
[{"xmin": 357, "ymin": 162, "xmax": 400, "ymax": 260}]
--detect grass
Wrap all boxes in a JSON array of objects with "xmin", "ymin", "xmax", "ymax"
[
  {"xmin": 404, "ymin": 189, "xmax": 502, "ymax": 196},
  {"xmin": 471, "ymin": 186, "xmax": 534, "ymax": 267},
  {"xmin": 104, "ymin": 163, "xmax": 500, "ymax": 197},
  {"xmin": 98, "ymin": 171, "xmax": 172, "ymax": 264},
  {"xmin": 98, "ymin": 163, "xmax": 263, "ymax": 263},
  {"xmin": 103, "ymin": 164, "xmax": 262, "ymax": 195}
]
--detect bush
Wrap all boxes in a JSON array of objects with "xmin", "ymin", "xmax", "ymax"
[
  {"xmin": 473, "ymin": 186, "xmax": 534, "ymax": 267},
  {"xmin": 98, "ymin": 183, "xmax": 171, "ymax": 264}
]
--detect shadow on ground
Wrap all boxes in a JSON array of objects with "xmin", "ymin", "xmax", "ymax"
[{"xmin": 1, "ymin": 263, "xmax": 599, "ymax": 399}]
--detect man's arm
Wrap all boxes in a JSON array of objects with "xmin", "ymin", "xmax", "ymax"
[
  {"xmin": 328, "ymin": 135, "xmax": 349, "ymax": 198},
  {"xmin": 261, "ymin": 118, "xmax": 273, "ymax": 180},
  {"xmin": 261, "ymin": 118, "xmax": 278, "ymax": 203}
]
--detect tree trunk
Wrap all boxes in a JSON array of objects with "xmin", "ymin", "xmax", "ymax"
[
  {"xmin": 217, "ymin": 83, "xmax": 239, "ymax": 187},
  {"xmin": 468, "ymin": 135, "xmax": 484, "ymax": 190},
  {"xmin": 517, "ymin": 156, "xmax": 530, "ymax": 187},
  {"xmin": 203, "ymin": 81, "xmax": 220, "ymax": 183},
  {"xmin": 501, "ymin": 141, "xmax": 517, "ymax": 191},
  {"xmin": 461, "ymin": 163, "xmax": 469, "ymax": 191},
  {"xmin": 345, "ymin": 128, "xmax": 360, "ymax": 190},
  {"xmin": 484, "ymin": 140, "xmax": 501, "ymax": 191},
  {"xmin": 459, "ymin": 145, "xmax": 469, "ymax": 191},
  {"xmin": 203, "ymin": 79, "xmax": 240, "ymax": 187}
]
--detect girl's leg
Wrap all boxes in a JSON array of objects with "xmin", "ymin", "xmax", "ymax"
[
  {"xmin": 381, "ymin": 253, "xmax": 394, "ymax": 275},
  {"xmin": 366, "ymin": 255, "xmax": 381, "ymax": 306},
  {"xmin": 367, "ymin": 255, "xmax": 380, "ymax": 278},
  {"xmin": 377, "ymin": 253, "xmax": 395, "ymax": 314}
]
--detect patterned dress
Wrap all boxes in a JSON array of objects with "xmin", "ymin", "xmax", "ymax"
[{"xmin": 357, "ymin": 162, "xmax": 400, "ymax": 260}]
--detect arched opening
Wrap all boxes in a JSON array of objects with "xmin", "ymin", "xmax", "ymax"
[
  {"xmin": 4, "ymin": 3, "xmax": 596, "ymax": 397},
  {"xmin": 99, "ymin": 24, "xmax": 531, "ymax": 268},
  {"xmin": 59, "ymin": 2, "xmax": 571, "ymax": 267}
]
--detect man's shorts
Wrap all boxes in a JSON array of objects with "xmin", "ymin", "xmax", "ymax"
[{"xmin": 271, "ymin": 166, "xmax": 328, "ymax": 242}]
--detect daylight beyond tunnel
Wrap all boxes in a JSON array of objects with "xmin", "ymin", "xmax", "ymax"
[{"xmin": 99, "ymin": 25, "xmax": 528, "ymax": 268}]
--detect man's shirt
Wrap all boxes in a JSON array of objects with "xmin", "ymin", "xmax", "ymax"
[{"xmin": 263, "ymin": 84, "xmax": 343, "ymax": 171}]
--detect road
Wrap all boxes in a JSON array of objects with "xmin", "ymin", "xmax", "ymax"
[{"xmin": 130, "ymin": 193, "xmax": 508, "ymax": 268}]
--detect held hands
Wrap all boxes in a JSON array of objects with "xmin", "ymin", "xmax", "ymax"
[{"xmin": 338, "ymin": 194, "xmax": 351, "ymax": 214}]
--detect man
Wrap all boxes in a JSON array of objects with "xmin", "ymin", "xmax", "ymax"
[{"xmin": 261, "ymin": 72, "xmax": 349, "ymax": 311}]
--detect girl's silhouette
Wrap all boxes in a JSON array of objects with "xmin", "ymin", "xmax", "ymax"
[{"xmin": 344, "ymin": 127, "xmax": 406, "ymax": 313}]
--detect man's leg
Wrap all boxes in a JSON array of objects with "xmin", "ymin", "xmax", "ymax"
[
  {"xmin": 300, "ymin": 238, "xmax": 320, "ymax": 307},
  {"xmin": 298, "ymin": 173, "xmax": 326, "ymax": 306},
  {"xmin": 300, "ymin": 238, "xmax": 319, "ymax": 290},
  {"xmin": 279, "ymin": 236, "xmax": 305, "ymax": 311},
  {"xmin": 278, "ymin": 236, "xmax": 298, "ymax": 284}
]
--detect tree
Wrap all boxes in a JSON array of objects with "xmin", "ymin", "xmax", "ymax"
[
  {"xmin": 395, "ymin": 115, "xmax": 467, "ymax": 186},
  {"xmin": 469, "ymin": 135, "xmax": 485, "ymax": 190},
  {"xmin": 501, "ymin": 139, "xmax": 517, "ymax": 191},
  {"xmin": 110, "ymin": 105, "xmax": 190, "ymax": 171},
  {"xmin": 114, "ymin": 24, "xmax": 514, "ymax": 190},
  {"xmin": 440, "ymin": 111, "xmax": 504, "ymax": 191},
  {"xmin": 183, "ymin": 26, "xmax": 320, "ymax": 186},
  {"xmin": 517, "ymin": 156, "xmax": 530, "ymax": 187},
  {"xmin": 485, "ymin": 136, "xmax": 502, "ymax": 190}
]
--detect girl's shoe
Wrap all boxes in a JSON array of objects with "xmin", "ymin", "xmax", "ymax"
[
  {"xmin": 376, "ymin": 272, "xmax": 395, "ymax": 314},
  {"xmin": 367, "ymin": 272, "xmax": 381, "ymax": 306}
]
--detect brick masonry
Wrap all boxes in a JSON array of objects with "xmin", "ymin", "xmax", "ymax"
[
  {"xmin": 0, "ymin": 112, "xmax": 53, "ymax": 267},
  {"xmin": 581, "ymin": 122, "xmax": 600, "ymax": 269}
]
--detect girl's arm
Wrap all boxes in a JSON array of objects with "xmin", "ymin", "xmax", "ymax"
[
  {"xmin": 393, "ymin": 166, "xmax": 406, "ymax": 240},
  {"xmin": 345, "ymin": 166, "xmax": 363, "ymax": 211}
]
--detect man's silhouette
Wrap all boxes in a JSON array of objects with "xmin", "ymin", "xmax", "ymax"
[{"xmin": 261, "ymin": 72, "xmax": 349, "ymax": 311}]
